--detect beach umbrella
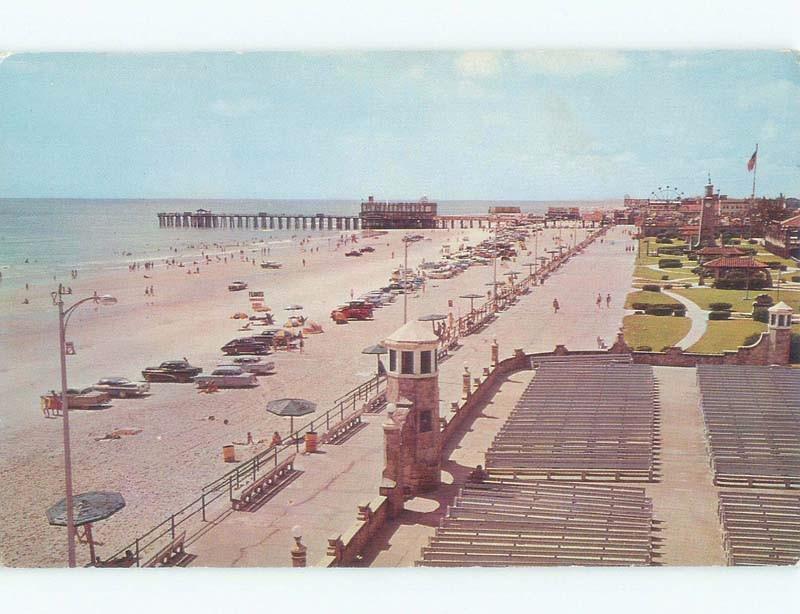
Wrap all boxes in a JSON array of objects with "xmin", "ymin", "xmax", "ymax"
[
  {"xmin": 266, "ymin": 398, "xmax": 317, "ymax": 440},
  {"xmin": 361, "ymin": 343, "xmax": 388, "ymax": 375},
  {"xmin": 417, "ymin": 313, "xmax": 448, "ymax": 322},
  {"xmin": 460, "ymin": 293, "xmax": 484, "ymax": 312},
  {"xmin": 47, "ymin": 491, "xmax": 125, "ymax": 564},
  {"xmin": 285, "ymin": 304, "xmax": 304, "ymax": 311}
]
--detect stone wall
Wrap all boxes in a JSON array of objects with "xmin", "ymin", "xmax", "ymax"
[{"xmin": 316, "ymin": 495, "xmax": 390, "ymax": 567}]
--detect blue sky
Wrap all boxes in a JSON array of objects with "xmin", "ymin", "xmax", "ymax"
[{"xmin": 0, "ymin": 50, "xmax": 798, "ymax": 200}]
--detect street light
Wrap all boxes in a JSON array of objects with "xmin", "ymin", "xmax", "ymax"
[{"xmin": 51, "ymin": 285, "xmax": 117, "ymax": 567}]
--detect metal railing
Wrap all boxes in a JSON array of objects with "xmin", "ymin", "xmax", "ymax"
[{"xmin": 101, "ymin": 372, "xmax": 387, "ymax": 567}]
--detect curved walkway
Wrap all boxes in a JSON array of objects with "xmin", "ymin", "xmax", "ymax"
[{"xmin": 662, "ymin": 289, "xmax": 707, "ymax": 349}]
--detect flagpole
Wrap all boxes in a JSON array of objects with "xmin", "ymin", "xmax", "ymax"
[{"xmin": 749, "ymin": 143, "xmax": 758, "ymax": 240}]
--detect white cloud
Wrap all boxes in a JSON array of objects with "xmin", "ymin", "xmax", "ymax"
[
  {"xmin": 455, "ymin": 51, "xmax": 502, "ymax": 77},
  {"xmin": 514, "ymin": 51, "xmax": 629, "ymax": 75}
]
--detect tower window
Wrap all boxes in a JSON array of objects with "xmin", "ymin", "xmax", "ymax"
[
  {"xmin": 419, "ymin": 410, "xmax": 432, "ymax": 433},
  {"xmin": 401, "ymin": 351, "xmax": 414, "ymax": 374},
  {"xmin": 420, "ymin": 350, "xmax": 432, "ymax": 374},
  {"xmin": 389, "ymin": 349, "xmax": 397, "ymax": 372}
]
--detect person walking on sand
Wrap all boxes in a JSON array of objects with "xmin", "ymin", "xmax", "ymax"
[
  {"xmin": 552, "ymin": 298, "xmax": 560, "ymax": 314},
  {"xmin": 606, "ymin": 293, "xmax": 611, "ymax": 308},
  {"xmin": 596, "ymin": 293, "xmax": 602, "ymax": 309}
]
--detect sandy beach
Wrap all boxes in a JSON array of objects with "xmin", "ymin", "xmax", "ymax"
[{"xmin": 0, "ymin": 223, "xmax": 592, "ymax": 566}]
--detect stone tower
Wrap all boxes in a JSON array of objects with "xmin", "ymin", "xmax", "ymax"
[
  {"xmin": 381, "ymin": 320, "xmax": 441, "ymax": 501},
  {"xmin": 767, "ymin": 301, "xmax": 794, "ymax": 364},
  {"xmin": 698, "ymin": 178, "xmax": 719, "ymax": 247}
]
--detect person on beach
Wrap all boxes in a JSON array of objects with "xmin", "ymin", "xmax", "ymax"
[
  {"xmin": 606, "ymin": 293, "xmax": 611, "ymax": 308},
  {"xmin": 552, "ymin": 298, "xmax": 560, "ymax": 313},
  {"xmin": 596, "ymin": 293, "xmax": 602, "ymax": 309},
  {"xmin": 271, "ymin": 431, "xmax": 282, "ymax": 447}
]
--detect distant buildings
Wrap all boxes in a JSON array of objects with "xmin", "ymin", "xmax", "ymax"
[
  {"xmin": 360, "ymin": 196, "xmax": 438, "ymax": 230},
  {"xmin": 546, "ymin": 206, "xmax": 580, "ymax": 221},
  {"xmin": 627, "ymin": 178, "xmax": 791, "ymax": 248},
  {"xmin": 764, "ymin": 214, "xmax": 800, "ymax": 259}
]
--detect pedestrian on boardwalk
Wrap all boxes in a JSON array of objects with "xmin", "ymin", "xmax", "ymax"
[
  {"xmin": 552, "ymin": 298, "xmax": 560, "ymax": 313},
  {"xmin": 606, "ymin": 293, "xmax": 611, "ymax": 308}
]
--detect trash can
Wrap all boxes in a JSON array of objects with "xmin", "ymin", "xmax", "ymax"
[
  {"xmin": 223, "ymin": 445, "xmax": 236, "ymax": 463},
  {"xmin": 304, "ymin": 432, "xmax": 318, "ymax": 454}
]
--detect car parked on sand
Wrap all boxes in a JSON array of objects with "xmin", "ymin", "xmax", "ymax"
[
  {"xmin": 141, "ymin": 360, "xmax": 203, "ymax": 383},
  {"xmin": 195, "ymin": 366, "xmax": 259, "ymax": 389},
  {"xmin": 42, "ymin": 388, "xmax": 112, "ymax": 409},
  {"xmin": 330, "ymin": 300, "xmax": 374, "ymax": 322},
  {"xmin": 221, "ymin": 337, "xmax": 271, "ymax": 355},
  {"xmin": 345, "ymin": 250, "xmax": 362, "ymax": 257},
  {"xmin": 359, "ymin": 246, "xmax": 375, "ymax": 253},
  {"xmin": 92, "ymin": 377, "xmax": 150, "ymax": 398},
  {"xmin": 225, "ymin": 356, "xmax": 276, "ymax": 376},
  {"xmin": 228, "ymin": 280, "xmax": 248, "ymax": 291}
]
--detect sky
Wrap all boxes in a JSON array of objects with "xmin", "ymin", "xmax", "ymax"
[{"xmin": 0, "ymin": 50, "xmax": 798, "ymax": 201}]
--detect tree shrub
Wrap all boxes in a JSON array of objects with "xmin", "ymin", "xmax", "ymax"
[
  {"xmin": 687, "ymin": 254, "xmax": 698, "ymax": 261},
  {"xmin": 729, "ymin": 239, "xmax": 741, "ymax": 245},
  {"xmin": 655, "ymin": 237, "xmax": 673, "ymax": 244},
  {"xmin": 792, "ymin": 276, "xmax": 800, "ymax": 283},
  {"xmin": 747, "ymin": 239, "xmax": 758, "ymax": 244},
  {"xmin": 646, "ymin": 306, "xmax": 675, "ymax": 316},
  {"xmin": 754, "ymin": 294, "xmax": 774, "ymax": 306},
  {"xmin": 661, "ymin": 274, "xmax": 670, "ymax": 280},
  {"xmin": 642, "ymin": 284, "xmax": 661, "ymax": 292},
  {"xmin": 765, "ymin": 261, "xmax": 782, "ymax": 270},
  {"xmin": 664, "ymin": 284, "xmax": 673, "ymax": 290},
  {"xmin": 790, "ymin": 334, "xmax": 800, "ymax": 364},
  {"xmin": 708, "ymin": 310, "xmax": 731, "ymax": 320},
  {"xmin": 742, "ymin": 332, "xmax": 762, "ymax": 346},
  {"xmin": 674, "ymin": 308, "xmax": 687, "ymax": 317},
  {"xmin": 635, "ymin": 345, "xmax": 653, "ymax": 352},
  {"xmin": 683, "ymin": 283, "xmax": 692, "ymax": 288},
  {"xmin": 709, "ymin": 302, "xmax": 732, "ymax": 311},
  {"xmin": 657, "ymin": 247, "xmax": 684, "ymax": 256},
  {"xmin": 714, "ymin": 278, "xmax": 768, "ymax": 290},
  {"xmin": 658, "ymin": 259, "xmax": 682, "ymax": 268},
  {"xmin": 752, "ymin": 307, "xmax": 769, "ymax": 323}
]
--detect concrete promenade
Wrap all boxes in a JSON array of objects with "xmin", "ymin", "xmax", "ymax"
[{"xmin": 187, "ymin": 226, "xmax": 636, "ymax": 566}]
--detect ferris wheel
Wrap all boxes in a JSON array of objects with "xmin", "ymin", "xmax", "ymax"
[{"xmin": 649, "ymin": 185, "xmax": 684, "ymax": 202}]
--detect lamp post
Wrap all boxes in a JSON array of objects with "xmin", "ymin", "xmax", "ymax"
[
  {"xmin": 51, "ymin": 286, "xmax": 117, "ymax": 567},
  {"xmin": 402, "ymin": 236, "xmax": 410, "ymax": 324}
]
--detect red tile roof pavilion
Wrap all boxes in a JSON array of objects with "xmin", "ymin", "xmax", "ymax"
[
  {"xmin": 703, "ymin": 257, "xmax": 768, "ymax": 269},
  {"xmin": 695, "ymin": 246, "xmax": 747, "ymax": 257}
]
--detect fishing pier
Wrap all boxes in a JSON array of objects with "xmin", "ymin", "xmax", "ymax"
[{"xmin": 158, "ymin": 210, "xmax": 363, "ymax": 231}]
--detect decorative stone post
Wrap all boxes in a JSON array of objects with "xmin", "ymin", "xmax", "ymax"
[
  {"xmin": 462, "ymin": 366, "xmax": 471, "ymax": 400},
  {"xmin": 491, "ymin": 339, "xmax": 499, "ymax": 367},
  {"xmin": 767, "ymin": 302, "xmax": 793, "ymax": 365},
  {"xmin": 290, "ymin": 525, "xmax": 307, "ymax": 567}
]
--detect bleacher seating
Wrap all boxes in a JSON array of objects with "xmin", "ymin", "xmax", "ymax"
[
  {"xmin": 417, "ymin": 480, "xmax": 661, "ymax": 567},
  {"xmin": 486, "ymin": 363, "xmax": 660, "ymax": 482},
  {"xmin": 697, "ymin": 365, "xmax": 800, "ymax": 489}
]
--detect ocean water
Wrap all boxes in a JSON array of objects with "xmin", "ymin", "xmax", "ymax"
[{"xmin": 0, "ymin": 198, "xmax": 619, "ymax": 290}]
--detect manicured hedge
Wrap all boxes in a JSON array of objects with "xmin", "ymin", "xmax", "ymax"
[
  {"xmin": 792, "ymin": 276, "xmax": 800, "ymax": 283},
  {"xmin": 658, "ymin": 259, "xmax": 682, "ymax": 268},
  {"xmin": 655, "ymin": 237, "xmax": 673, "ymax": 244},
  {"xmin": 646, "ymin": 307, "xmax": 675, "ymax": 316},
  {"xmin": 635, "ymin": 345, "xmax": 653, "ymax": 351},
  {"xmin": 742, "ymin": 332, "xmax": 762, "ymax": 346},
  {"xmin": 754, "ymin": 294, "xmax": 774, "ymax": 307},
  {"xmin": 708, "ymin": 310, "xmax": 731, "ymax": 320},
  {"xmin": 674, "ymin": 309, "xmax": 687, "ymax": 317},
  {"xmin": 709, "ymin": 302, "xmax": 732, "ymax": 311},
  {"xmin": 714, "ymin": 278, "xmax": 768, "ymax": 290},
  {"xmin": 752, "ymin": 307, "xmax": 769, "ymax": 323},
  {"xmin": 642, "ymin": 284, "xmax": 661, "ymax": 292},
  {"xmin": 657, "ymin": 247, "xmax": 684, "ymax": 256},
  {"xmin": 790, "ymin": 334, "xmax": 800, "ymax": 364}
]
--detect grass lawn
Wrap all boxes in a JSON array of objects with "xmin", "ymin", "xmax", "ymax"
[
  {"xmin": 625, "ymin": 290, "xmax": 681, "ymax": 309},
  {"xmin": 623, "ymin": 314, "xmax": 692, "ymax": 351},
  {"xmin": 754, "ymin": 252, "xmax": 798, "ymax": 268},
  {"xmin": 633, "ymin": 265, "xmax": 698, "ymax": 282},
  {"xmin": 671, "ymin": 287, "xmax": 800, "ymax": 313},
  {"xmin": 687, "ymin": 320, "xmax": 768, "ymax": 354}
]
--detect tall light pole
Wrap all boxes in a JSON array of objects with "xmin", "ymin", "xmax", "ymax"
[
  {"xmin": 403, "ymin": 236, "xmax": 409, "ymax": 324},
  {"xmin": 52, "ymin": 286, "xmax": 117, "ymax": 567}
]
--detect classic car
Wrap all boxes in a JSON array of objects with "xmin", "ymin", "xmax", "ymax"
[
  {"xmin": 228, "ymin": 280, "xmax": 248, "ymax": 291},
  {"xmin": 92, "ymin": 377, "xmax": 150, "ymax": 398},
  {"xmin": 42, "ymin": 388, "xmax": 112, "ymax": 410},
  {"xmin": 141, "ymin": 360, "xmax": 203, "ymax": 383},
  {"xmin": 221, "ymin": 337, "xmax": 272, "ymax": 355},
  {"xmin": 260, "ymin": 261, "xmax": 282, "ymax": 269},
  {"xmin": 344, "ymin": 250, "xmax": 362, "ymax": 257},
  {"xmin": 359, "ymin": 246, "xmax": 375, "ymax": 253},
  {"xmin": 195, "ymin": 366, "xmax": 259, "ymax": 389},
  {"xmin": 223, "ymin": 356, "xmax": 276, "ymax": 376},
  {"xmin": 330, "ymin": 300, "xmax": 374, "ymax": 321}
]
